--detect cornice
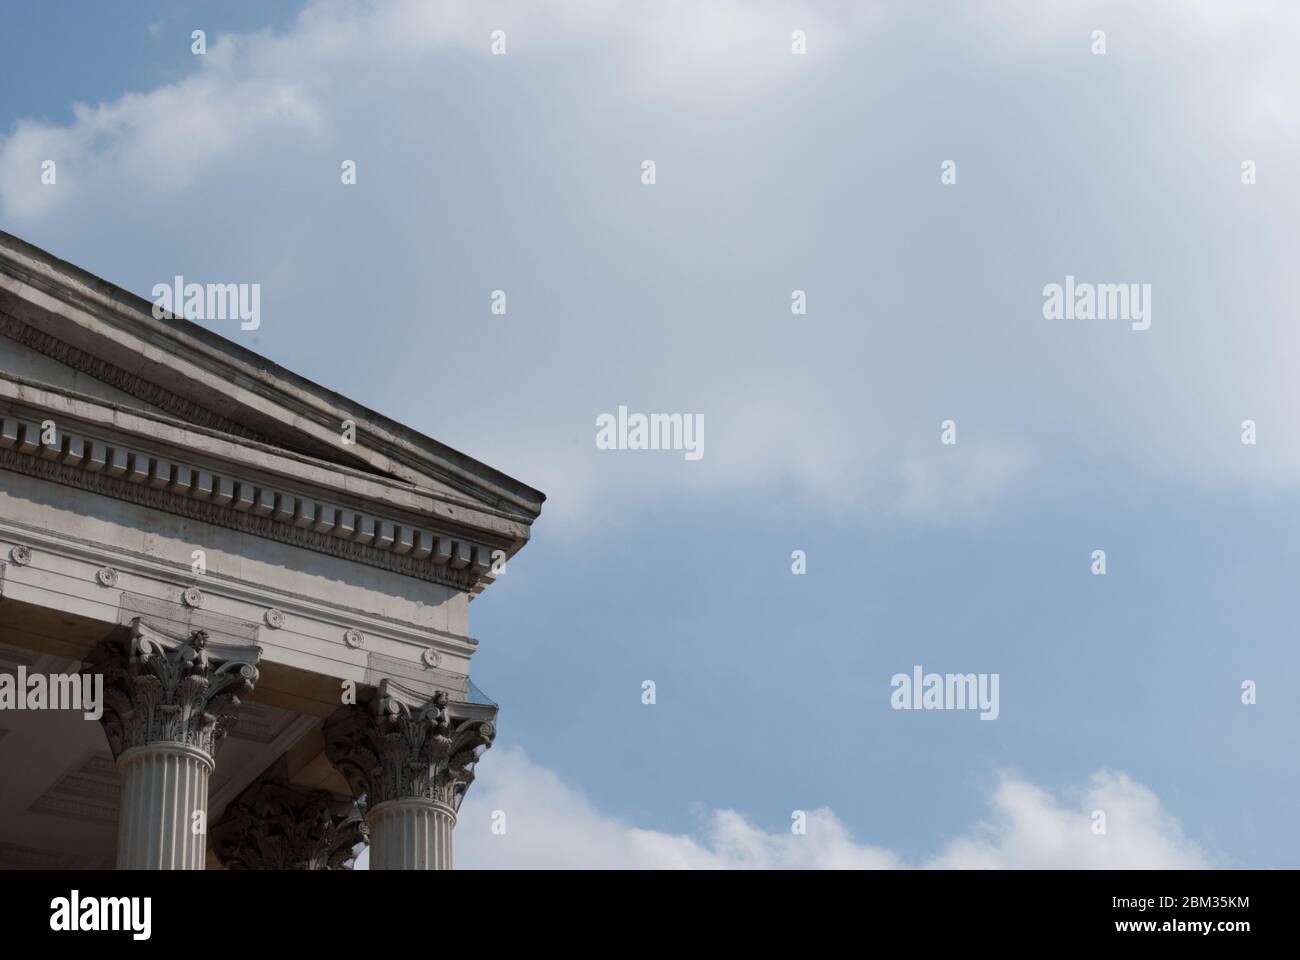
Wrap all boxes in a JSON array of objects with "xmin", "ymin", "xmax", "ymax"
[
  {"xmin": 0, "ymin": 410, "xmax": 502, "ymax": 594},
  {"xmin": 0, "ymin": 371, "xmax": 530, "ymax": 543}
]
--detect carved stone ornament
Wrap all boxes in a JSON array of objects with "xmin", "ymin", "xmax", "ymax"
[
  {"xmin": 0, "ymin": 399, "xmax": 497, "ymax": 595},
  {"xmin": 323, "ymin": 681, "xmax": 495, "ymax": 812},
  {"xmin": 212, "ymin": 771, "xmax": 368, "ymax": 870},
  {"xmin": 264, "ymin": 608, "xmax": 285, "ymax": 629},
  {"xmin": 83, "ymin": 619, "xmax": 261, "ymax": 760},
  {"xmin": 182, "ymin": 586, "xmax": 205, "ymax": 608},
  {"xmin": 9, "ymin": 544, "xmax": 31, "ymax": 566},
  {"xmin": 421, "ymin": 648, "xmax": 441, "ymax": 668},
  {"xmin": 95, "ymin": 566, "xmax": 119, "ymax": 587},
  {"xmin": 343, "ymin": 628, "xmax": 364, "ymax": 649}
]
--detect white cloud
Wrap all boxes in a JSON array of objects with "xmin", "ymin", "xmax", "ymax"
[
  {"xmin": 924, "ymin": 771, "xmax": 1209, "ymax": 869},
  {"xmin": 433, "ymin": 746, "xmax": 1210, "ymax": 869},
  {"xmin": 5, "ymin": 0, "xmax": 1300, "ymax": 525},
  {"xmin": 1, "ymin": 0, "xmax": 876, "ymax": 220}
]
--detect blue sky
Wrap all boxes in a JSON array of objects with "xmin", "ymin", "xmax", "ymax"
[{"xmin": 2, "ymin": 0, "xmax": 1297, "ymax": 868}]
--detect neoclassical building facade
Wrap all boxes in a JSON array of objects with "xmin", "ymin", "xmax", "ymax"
[{"xmin": 0, "ymin": 231, "xmax": 543, "ymax": 869}]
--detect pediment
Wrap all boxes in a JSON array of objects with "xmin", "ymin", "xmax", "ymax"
[
  {"xmin": 0, "ymin": 231, "xmax": 543, "ymax": 530},
  {"xmin": 0, "ymin": 325, "xmax": 171, "ymax": 416}
]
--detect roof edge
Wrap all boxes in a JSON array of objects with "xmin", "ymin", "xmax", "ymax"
[{"xmin": 0, "ymin": 230, "xmax": 546, "ymax": 521}]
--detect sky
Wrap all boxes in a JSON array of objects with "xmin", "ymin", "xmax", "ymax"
[{"xmin": 2, "ymin": 0, "xmax": 1297, "ymax": 868}]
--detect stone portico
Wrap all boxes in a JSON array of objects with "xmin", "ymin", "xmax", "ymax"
[{"xmin": 0, "ymin": 231, "xmax": 543, "ymax": 869}]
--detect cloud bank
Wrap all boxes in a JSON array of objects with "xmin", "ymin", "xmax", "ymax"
[{"xmin": 438, "ymin": 746, "xmax": 1210, "ymax": 869}]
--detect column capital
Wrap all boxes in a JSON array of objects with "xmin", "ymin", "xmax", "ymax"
[
  {"xmin": 212, "ymin": 763, "xmax": 367, "ymax": 870},
  {"xmin": 84, "ymin": 617, "xmax": 261, "ymax": 759},
  {"xmin": 323, "ymin": 680, "xmax": 496, "ymax": 812}
]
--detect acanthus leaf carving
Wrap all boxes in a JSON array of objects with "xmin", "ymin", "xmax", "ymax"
[
  {"xmin": 84, "ymin": 618, "xmax": 261, "ymax": 759},
  {"xmin": 212, "ymin": 767, "xmax": 367, "ymax": 870},
  {"xmin": 323, "ymin": 681, "xmax": 495, "ymax": 813}
]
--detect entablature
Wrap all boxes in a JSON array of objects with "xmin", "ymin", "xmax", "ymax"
[{"xmin": 0, "ymin": 374, "xmax": 517, "ymax": 596}]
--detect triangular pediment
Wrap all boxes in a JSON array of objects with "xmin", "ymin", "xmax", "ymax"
[
  {"xmin": 0, "ymin": 326, "xmax": 170, "ymax": 416},
  {"xmin": 0, "ymin": 231, "xmax": 544, "ymax": 531}
]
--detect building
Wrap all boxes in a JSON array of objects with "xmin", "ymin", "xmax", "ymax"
[{"xmin": 0, "ymin": 231, "xmax": 543, "ymax": 869}]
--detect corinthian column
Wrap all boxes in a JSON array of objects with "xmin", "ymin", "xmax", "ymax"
[
  {"xmin": 323, "ymin": 681, "xmax": 495, "ymax": 870},
  {"xmin": 84, "ymin": 619, "xmax": 260, "ymax": 870},
  {"xmin": 211, "ymin": 760, "xmax": 367, "ymax": 870}
]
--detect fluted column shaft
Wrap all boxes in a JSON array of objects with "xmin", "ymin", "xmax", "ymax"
[
  {"xmin": 367, "ymin": 798, "xmax": 456, "ymax": 870},
  {"xmin": 115, "ymin": 742, "xmax": 212, "ymax": 870},
  {"xmin": 85, "ymin": 619, "xmax": 260, "ymax": 871}
]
